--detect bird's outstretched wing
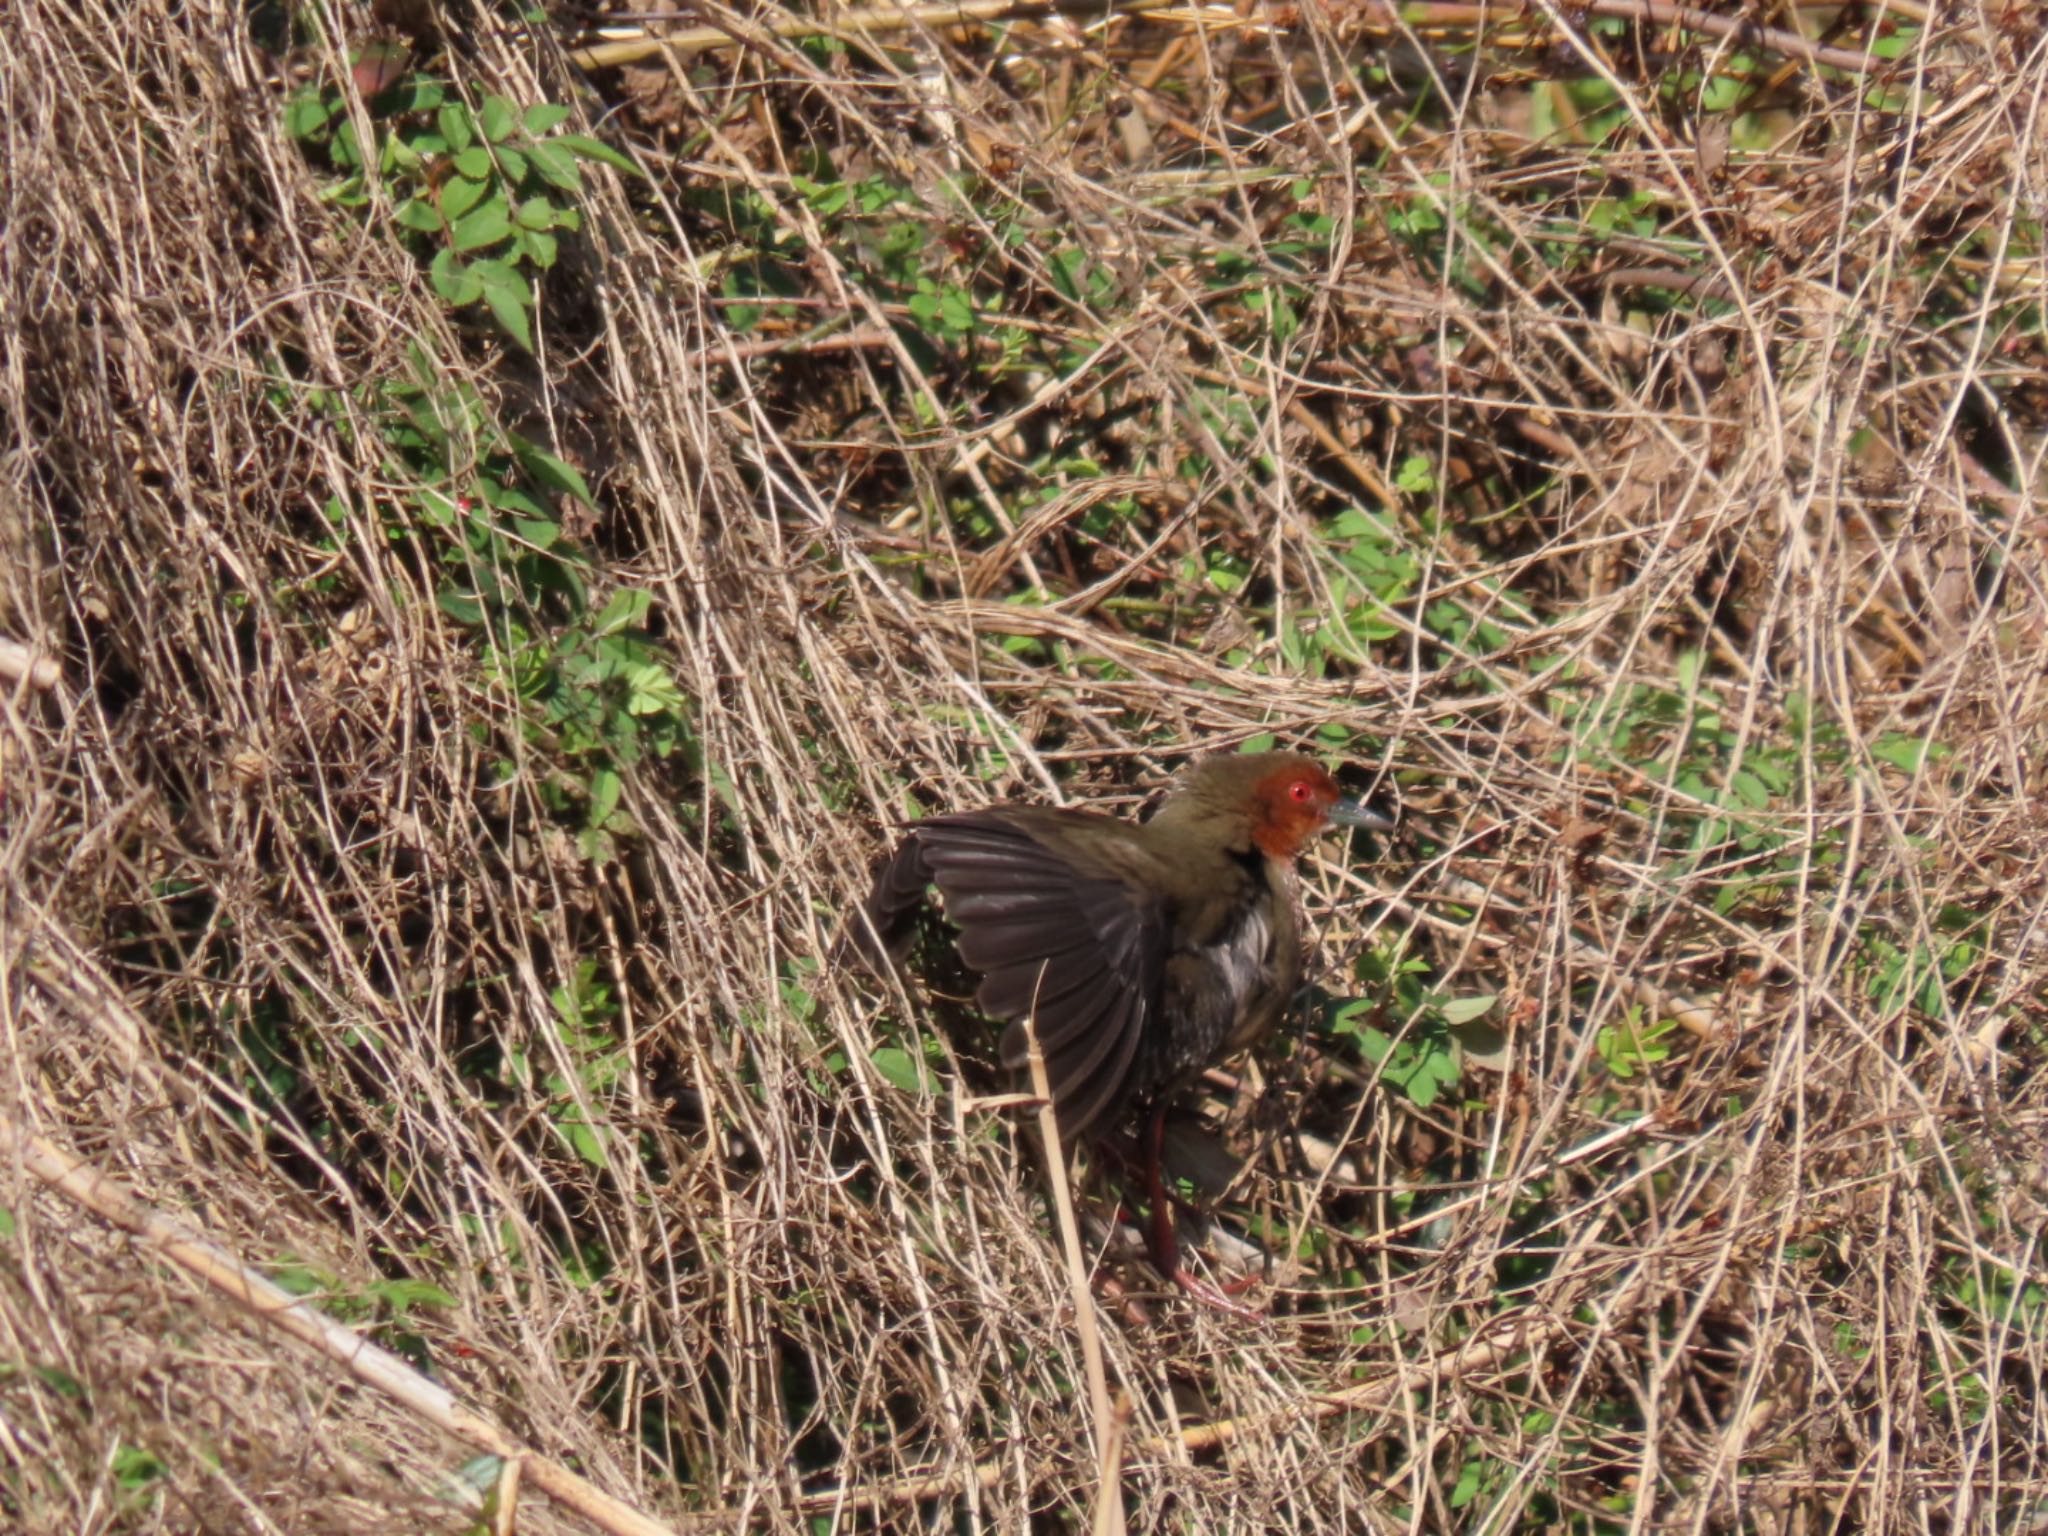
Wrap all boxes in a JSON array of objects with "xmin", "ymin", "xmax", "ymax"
[{"xmin": 861, "ymin": 810, "xmax": 1165, "ymax": 1140}]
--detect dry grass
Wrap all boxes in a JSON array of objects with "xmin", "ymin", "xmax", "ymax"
[{"xmin": 3, "ymin": 0, "xmax": 2046, "ymax": 1531}]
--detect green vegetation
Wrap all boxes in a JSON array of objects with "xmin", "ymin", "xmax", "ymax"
[
  {"xmin": 5, "ymin": 1, "xmax": 2044, "ymax": 1532},
  {"xmin": 287, "ymin": 73, "xmax": 638, "ymax": 349}
]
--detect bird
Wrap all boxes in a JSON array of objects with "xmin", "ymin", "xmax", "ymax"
[{"xmin": 857, "ymin": 749, "xmax": 1393, "ymax": 1305}]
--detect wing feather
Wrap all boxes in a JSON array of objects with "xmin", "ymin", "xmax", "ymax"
[
  {"xmin": 877, "ymin": 810, "xmax": 1164, "ymax": 1135},
  {"xmin": 1046, "ymin": 991, "xmax": 1146, "ymax": 1141}
]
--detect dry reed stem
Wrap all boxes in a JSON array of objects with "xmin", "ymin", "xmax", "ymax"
[
  {"xmin": 570, "ymin": 0, "xmax": 1887, "ymax": 75},
  {"xmin": 1021, "ymin": 1003, "xmax": 1118, "ymax": 1519},
  {"xmin": 0, "ymin": 639, "xmax": 62, "ymax": 692},
  {"xmin": 4, "ymin": 0, "xmax": 2045, "ymax": 1527},
  {"xmin": 6, "ymin": 1118, "xmax": 698, "ymax": 1536}
]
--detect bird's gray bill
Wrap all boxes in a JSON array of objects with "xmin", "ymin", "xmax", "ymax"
[{"xmin": 1329, "ymin": 797, "xmax": 1397, "ymax": 833}]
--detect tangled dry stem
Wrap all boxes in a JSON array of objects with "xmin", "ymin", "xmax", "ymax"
[{"xmin": 2, "ymin": 0, "xmax": 2045, "ymax": 1531}]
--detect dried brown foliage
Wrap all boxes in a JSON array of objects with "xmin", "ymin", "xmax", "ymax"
[{"xmin": 3, "ymin": 0, "xmax": 2046, "ymax": 1531}]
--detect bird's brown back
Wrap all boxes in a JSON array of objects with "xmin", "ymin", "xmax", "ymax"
[{"xmin": 859, "ymin": 784, "xmax": 1304, "ymax": 1140}]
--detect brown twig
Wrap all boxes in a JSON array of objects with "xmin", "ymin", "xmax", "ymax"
[
  {"xmin": 570, "ymin": 0, "xmax": 1887, "ymax": 74},
  {"xmin": 790, "ymin": 1292, "xmax": 1621, "ymax": 1512},
  {"xmin": 1599, "ymin": 266, "xmax": 1741, "ymax": 306},
  {"xmin": 4, "ymin": 1123, "xmax": 704, "ymax": 1536},
  {"xmin": 570, "ymin": 0, "xmax": 1181, "ymax": 67},
  {"xmin": 1583, "ymin": 0, "xmax": 1886, "ymax": 76},
  {"xmin": 0, "ymin": 637, "xmax": 60, "ymax": 691},
  {"xmin": 1023, "ymin": 996, "xmax": 1120, "ymax": 1530}
]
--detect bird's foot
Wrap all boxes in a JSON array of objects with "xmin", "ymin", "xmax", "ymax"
[
  {"xmin": 1164, "ymin": 1256, "xmax": 1264, "ymax": 1318},
  {"xmin": 1099, "ymin": 1190, "xmax": 1264, "ymax": 1317},
  {"xmin": 1143, "ymin": 1117, "xmax": 1264, "ymax": 1318}
]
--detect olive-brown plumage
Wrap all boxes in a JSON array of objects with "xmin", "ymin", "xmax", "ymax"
[{"xmin": 861, "ymin": 752, "xmax": 1392, "ymax": 1141}]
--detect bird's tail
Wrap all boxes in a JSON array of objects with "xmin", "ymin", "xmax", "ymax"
[{"xmin": 836, "ymin": 831, "xmax": 930, "ymax": 975}]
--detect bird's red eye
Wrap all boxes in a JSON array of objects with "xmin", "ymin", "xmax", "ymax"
[{"xmin": 1289, "ymin": 779, "xmax": 1316, "ymax": 803}]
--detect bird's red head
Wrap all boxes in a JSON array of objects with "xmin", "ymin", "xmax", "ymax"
[
  {"xmin": 1248, "ymin": 760, "xmax": 1350, "ymax": 859},
  {"xmin": 1159, "ymin": 749, "xmax": 1396, "ymax": 862}
]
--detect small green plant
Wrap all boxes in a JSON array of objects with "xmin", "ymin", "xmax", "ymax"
[
  {"xmin": 1394, "ymin": 454, "xmax": 1438, "ymax": 496},
  {"xmin": 1545, "ymin": 663, "xmax": 1952, "ymax": 931},
  {"xmin": 284, "ymin": 349, "xmax": 697, "ymax": 854},
  {"xmin": 263, "ymin": 1255, "xmax": 455, "ymax": 1372},
  {"xmin": 287, "ymin": 70, "xmax": 639, "ymax": 348},
  {"xmin": 283, "ymin": 63, "xmax": 675, "ymax": 865},
  {"xmin": 869, "ymin": 1041, "xmax": 937, "ymax": 1096},
  {"xmin": 1269, "ymin": 508, "xmax": 1417, "ymax": 678},
  {"xmin": 1594, "ymin": 1006, "xmax": 1677, "ymax": 1079},
  {"xmin": 1384, "ymin": 192, "xmax": 1444, "ymax": 241},
  {"xmin": 506, "ymin": 959, "xmax": 630, "ymax": 1170},
  {"xmin": 1941, "ymin": 1251, "xmax": 2046, "ymax": 1328},
  {"xmin": 1448, "ymin": 1451, "xmax": 1507, "ymax": 1511},
  {"xmin": 1856, "ymin": 917, "xmax": 1984, "ymax": 1023},
  {"xmin": 110, "ymin": 1444, "xmax": 168, "ymax": 1503},
  {"xmin": 1923, "ymin": 1358, "xmax": 1993, "ymax": 1427},
  {"xmin": 1325, "ymin": 938, "xmax": 1495, "ymax": 1109}
]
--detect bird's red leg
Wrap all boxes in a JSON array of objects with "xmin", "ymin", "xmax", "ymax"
[{"xmin": 1143, "ymin": 1105, "xmax": 1262, "ymax": 1317}]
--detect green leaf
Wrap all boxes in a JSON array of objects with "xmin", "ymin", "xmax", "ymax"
[
  {"xmin": 624, "ymin": 663, "xmax": 687, "ymax": 716},
  {"xmin": 382, "ymin": 76, "xmax": 444, "ymax": 114},
  {"xmin": 1730, "ymin": 768, "xmax": 1772, "ymax": 809},
  {"xmin": 516, "ymin": 228, "xmax": 559, "ymax": 270},
  {"xmin": 428, "ymin": 248, "xmax": 484, "ymax": 305},
  {"xmin": 111, "ymin": 1445, "xmax": 166, "ymax": 1490},
  {"xmin": 383, "ymin": 131, "xmax": 425, "ymax": 173},
  {"xmin": 939, "ymin": 287, "xmax": 975, "ymax": 334},
  {"xmin": 331, "ymin": 120, "xmax": 364, "ymax": 171},
  {"xmin": 437, "ymin": 588, "xmax": 486, "ymax": 625},
  {"xmin": 367, "ymin": 1277, "xmax": 458, "ymax": 1312},
  {"xmin": 394, "ymin": 196, "xmax": 444, "ymax": 232},
  {"xmin": 452, "ymin": 146, "xmax": 494, "ymax": 180},
  {"xmin": 554, "ymin": 132, "xmax": 642, "ymax": 176},
  {"xmin": 514, "ymin": 442, "xmax": 594, "ymax": 506},
  {"xmin": 559, "ymin": 1114, "xmax": 607, "ymax": 1168},
  {"xmin": 871, "ymin": 1046, "xmax": 925, "ymax": 1094},
  {"xmin": 1449, "ymin": 1016, "xmax": 1510, "ymax": 1070},
  {"xmin": 1395, "ymin": 454, "xmax": 1436, "ymax": 495},
  {"xmin": 481, "ymin": 481, "xmax": 545, "ymax": 518},
  {"xmin": 514, "ymin": 195, "xmax": 557, "ymax": 230},
  {"xmin": 478, "ymin": 94, "xmax": 518, "ymax": 142},
  {"xmin": 797, "ymin": 176, "xmax": 851, "ymax": 215},
  {"xmin": 1676, "ymin": 648, "xmax": 1705, "ymax": 693},
  {"xmin": 470, "ymin": 259, "xmax": 533, "ymax": 349},
  {"xmin": 438, "ymin": 173, "xmax": 487, "ymax": 221},
  {"xmin": 512, "ymin": 516, "xmax": 560, "ymax": 549},
  {"xmin": 438, "ymin": 102, "xmax": 474, "ymax": 152},
  {"xmin": 594, "ymin": 588, "xmax": 652, "ymax": 635},
  {"xmin": 588, "ymin": 766, "xmax": 623, "ymax": 827},
  {"xmin": 451, "ymin": 198, "xmax": 512, "ymax": 252},
  {"xmin": 486, "ymin": 287, "xmax": 531, "ymax": 348},
  {"xmin": 416, "ymin": 488, "xmax": 463, "ymax": 527},
  {"xmin": 1450, "ymin": 1463, "xmax": 1483, "ymax": 1508},
  {"xmin": 527, "ymin": 141, "xmax": 582, "ymax": 193},
  {"xmin": 523, "ymin": 102, "xmax": 573, "ymax": 135},
  {"xmin": 1870, "ymin": 733, "xmax": 1935, "ymax": 772},
  {"xmin": 285, "ymin": 89, "xmax": 340, "ymax": 143},
  {"xmin": 1438, "ymin": 993, "xmax": 1496, "ymax": 1025}
]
